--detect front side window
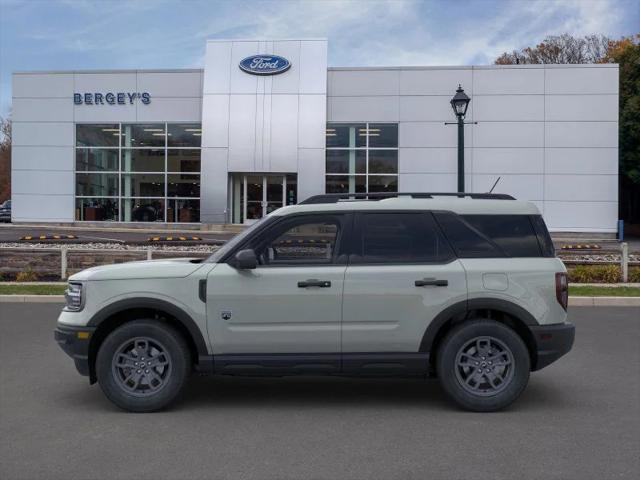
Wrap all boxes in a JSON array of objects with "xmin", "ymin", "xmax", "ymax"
[
  {"xmin": 255, "ymin": 217, "xmax": 342, "ymax": 266},
  {"xmin": 353, "ymin": 213, "xmax": 453, "ymax": 264},
  {"xmin": 325, "ymin": 123, "xmax": 398, "ymax": 195}
]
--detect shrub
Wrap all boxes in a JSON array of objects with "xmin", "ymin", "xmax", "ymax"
[
  {"xmin": 629, "ymin": 267, "xmax": 640, "ymax": 283},
  {"xmin": 568, "ymin": 264, "xmax": 621, "ymax": 283},
  {"xmin": 16, "ymin": 268, "xmax": 38, "ymax": 282}
]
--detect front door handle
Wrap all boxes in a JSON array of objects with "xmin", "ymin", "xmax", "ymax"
[
  {"xmin": 298, "ymin": 279, "xmax": 331, "ymax": 288},
  {"xmin": 415, "ymin": 278, "xmax": 448, "ymax": 287}
]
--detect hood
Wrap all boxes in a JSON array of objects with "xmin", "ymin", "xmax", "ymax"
[{"xmin": 69, "ymin": 257, "xmax": 205, "ymax": 281}]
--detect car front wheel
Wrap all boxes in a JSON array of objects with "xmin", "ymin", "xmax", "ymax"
[
  {"xmin": 436, "ymin": 319, "xmax": 530, "ymax": 412},
  {"xmin": 96, "ymin": 320, "xmax": 191, "ymax": 412}
]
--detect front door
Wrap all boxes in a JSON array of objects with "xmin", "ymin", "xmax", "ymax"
[
  {"xmin": 239, "ymin": 175, "xmax": 286, "ymax": 224},
  {"xmin": 206, "ymin": 214, "xmax": 350, "ymax": 369}
]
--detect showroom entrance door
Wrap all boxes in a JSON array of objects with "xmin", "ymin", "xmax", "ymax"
[{"xmin": 230, "ymin": 174, "xmax": 297, "ymax": 224}]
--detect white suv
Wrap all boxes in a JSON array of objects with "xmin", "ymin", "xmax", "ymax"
[{"xmin": 55, "ymin": 193, "xmax": 575, "ymax": 412}]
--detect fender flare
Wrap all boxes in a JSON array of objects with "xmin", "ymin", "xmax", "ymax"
[
  {"xmin": 419, "ymin": 298, "xmax": 539, "ymax": 353},
  {"xmin": 87, "ymin": 297, "xmax": 208, "ymax": 356}
]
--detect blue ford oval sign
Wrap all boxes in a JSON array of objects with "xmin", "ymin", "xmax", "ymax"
[{"xmin": 239, "ymin": 55, "xmax": 291, "ymax": 75}]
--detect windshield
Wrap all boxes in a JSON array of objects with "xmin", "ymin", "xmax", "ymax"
[{"xmin": 206, "ymin": 216, "xmax": 273, "ymax": 263}]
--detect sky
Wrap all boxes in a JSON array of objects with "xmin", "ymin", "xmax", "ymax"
[{"xmin": 0, "ymin": 0, "xmax": 638, "ymax": 116}]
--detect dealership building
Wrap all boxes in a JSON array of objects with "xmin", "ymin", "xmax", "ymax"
[{"xmin": 11, "ymin": 39, "xmax": 619, "ymax": 232}]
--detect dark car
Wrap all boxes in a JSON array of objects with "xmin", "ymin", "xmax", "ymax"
[{"xmin": 0, "ymin": 200, "xmax": 10, "ymax": 223}]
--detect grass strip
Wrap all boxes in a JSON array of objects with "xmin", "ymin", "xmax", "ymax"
[{"xmin": 0, "ymin": 284, "xmax": 66, "ymax": 295}]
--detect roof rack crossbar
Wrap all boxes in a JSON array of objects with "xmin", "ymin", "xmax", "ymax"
[{"xmin": 299, "ymin": 192, "xmax": 515, "ymax": 204}]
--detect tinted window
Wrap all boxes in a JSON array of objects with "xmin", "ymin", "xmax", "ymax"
[
  {"xmin": 76, "ymin": 124, "xmax": 120, "ymax": 147},
  {"xmin": 354, "ymin": 213, "xmax": 453, "ymax": 264},
  {"xmin": 531, "ymin": 215, "xmax": 555, "ymax": 257},
  {"xmin": 463, "ymin": 215, "xmax": 541, "ymax": 257},
  {"xmin": 434, "ymin": 212, "xmax": 503, "ymax": 258},
  {"xmin": 368, "ymin": 123, "xmax": 398, "ymax": 148},
  {"xmin": 258, "ymin": 218, "xmax": 341, "ymax": 265}
]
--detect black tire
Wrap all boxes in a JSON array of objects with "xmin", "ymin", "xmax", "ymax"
[
  {"xmin": 96, "ymin": 320, "xmax": 191, "ymax": 412},
  {"xmin": 436, "ymin": 319, "xmax": 530, "ymax": 412}
]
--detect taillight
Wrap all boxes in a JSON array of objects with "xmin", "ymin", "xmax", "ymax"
[{"xmin": 555, "ymin": 272, "xmax": 568, "ymax": 311}]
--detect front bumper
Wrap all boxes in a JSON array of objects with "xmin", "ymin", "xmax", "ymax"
[
  {"xmin": 530, "ymin": 322, "xmax": 575, "ymax": 371},
  {"xmin": 54, "ymin": 324, "xmax": 96, "ymax": 377}
]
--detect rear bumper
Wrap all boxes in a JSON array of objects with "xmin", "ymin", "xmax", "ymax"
[
  {"xmin": 530, "ymin": 322, "xmax": 575, "ymax": 371},
  {"xmin": 54, "ymin": 324, "xmax": 96, "ymax": 377}
]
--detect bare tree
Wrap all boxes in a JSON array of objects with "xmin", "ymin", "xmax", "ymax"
[{"xmin": 495, "ymin": 34, "xmax": 610, "ymax": 64}]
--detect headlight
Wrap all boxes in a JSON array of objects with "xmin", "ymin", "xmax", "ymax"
[{"xmin": 64, "ymin": 282, "xmax": 84, "ymax": 311}]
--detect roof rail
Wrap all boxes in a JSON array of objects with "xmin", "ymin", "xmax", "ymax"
[{"xmin": 299, "ymin": 192, "xmax": 515, "ymax": 205}]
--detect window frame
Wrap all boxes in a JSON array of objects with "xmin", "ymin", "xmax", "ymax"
[
  {"xmin": 74, "ymin": 122, "xmax": 202, "ymax": 223},
  {"xmin": 349, "ymin": 211, "xmax": 456, "ymax": 266},
  {"xmin": 325, "ymin": 122, "xmax": 399, "ymax": 195}
]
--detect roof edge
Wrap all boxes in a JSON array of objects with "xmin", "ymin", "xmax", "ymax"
[{"xmin": 13, "ymin": 69, "xmax": 204, "ymax": 75}]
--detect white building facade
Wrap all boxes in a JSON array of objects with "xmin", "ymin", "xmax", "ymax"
[{"xmin": 11, "ymin": 39, "xmax": 619, "ymax": 232}]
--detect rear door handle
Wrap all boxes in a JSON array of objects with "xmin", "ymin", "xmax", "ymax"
[
  {"xmin": 415, "ymin": 278, "xmax": 448, "ymax": 287},
  {"xmin": 298, "ymin": 279, "xmax": 331, "ymax": 288}
]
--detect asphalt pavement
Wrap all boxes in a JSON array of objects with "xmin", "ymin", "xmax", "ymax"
[{"xmin": 0, "ymin": 304, "xmax": 638, "ymax": 480}]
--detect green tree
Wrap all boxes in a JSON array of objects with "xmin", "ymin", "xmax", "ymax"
[
  {"xmin": 602, "ymin": 35, "xmax": 640, "ymax": 223},
  {"xmin": 0, "ymin": 116, "xmax": 10, "ymax": 203},
  {"xmin": 495, "ymin": 34, "xmax": 640, "ymax": 224}
]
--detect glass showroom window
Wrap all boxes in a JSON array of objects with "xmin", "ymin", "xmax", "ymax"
[
  {"xmin": 325, "ymin": 123, "xmax": 398, "ymax": 194},
  {"xmin": 75, "ymin": 123, "xmax": 201, "ymax": 222}
]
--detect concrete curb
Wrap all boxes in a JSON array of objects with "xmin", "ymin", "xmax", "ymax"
[
  {"xmin": 1, "ymin": 295, "xmax": 639, "ymax": 306},
  {"xmin": 0, "ymin": 295, "xmax": 65, "ymax": 303},
  {"xmin": 568, "ymin": 296, "xmax": 640, "ymax": 307}
]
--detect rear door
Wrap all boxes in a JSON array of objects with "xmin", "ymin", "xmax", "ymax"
[{"xmin": 341, "ymin": 212, "xmax": 467, "ymax": 359}]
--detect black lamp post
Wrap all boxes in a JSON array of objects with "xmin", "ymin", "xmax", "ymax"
[{"xmin": 449, "ymin": 84, "xmax": 471, "ymax": 192}]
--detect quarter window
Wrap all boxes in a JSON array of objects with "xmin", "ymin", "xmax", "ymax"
[
  {"xmin": 462, "ymin": 215, "xmax": 541, "ymax": 257},
  {"xmin": 353, "ymin": 213, "xmax": 453, "ymax": 264},
  {"xmin": 530, "ymin": 215, "xmax": 555, "ymax": 257}
]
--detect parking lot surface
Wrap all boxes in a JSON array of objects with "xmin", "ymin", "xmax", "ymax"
[{"xmin": 1, "ymin": 303, "xmax": 638, "ymax": 480}]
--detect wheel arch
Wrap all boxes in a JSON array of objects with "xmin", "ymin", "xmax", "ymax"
[
  {"xmin": 421, "ymin": 298, "xmax": 539, "ymax": 373},
  {"xmin": 86, "ymin": 298, "xmax": 209, "ymax": 383}
]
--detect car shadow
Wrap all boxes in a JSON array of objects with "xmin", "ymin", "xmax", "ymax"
[
  {"xmin": 177, "ymin": 375, "xmax": 571, "ymax": 412},
  {"xmin": 52, "ymin": 374, "xmax": 572, "ymax": 413}
]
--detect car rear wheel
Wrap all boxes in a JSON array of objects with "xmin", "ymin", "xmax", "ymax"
[
  {"xmin": 96, "ymin": 320, "xmax": 191, "ymax": 412},
  {"xmin": 436, "ymin": 319, "xmax": 530, "ymax": 412}
]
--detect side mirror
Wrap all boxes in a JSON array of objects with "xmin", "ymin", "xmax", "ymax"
[{"xmin": 232, "ymin": 249, "xmax": 257, "ymax": 270}]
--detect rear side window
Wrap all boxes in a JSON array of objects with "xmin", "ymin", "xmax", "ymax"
[
  {"xmin": 530, "ymin": 215, "xmax": 555, "ymax": 257},
  {"xmin": 462, "ymin": 214, "xmax": 541, "ymax": 257},
  {"xmin": 353, "ymin": 213, "xmax": 454, "ymax": 264},
  {"xmin": 434, "ymin": 212, "xmax": 503, "ymax": 258}
]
